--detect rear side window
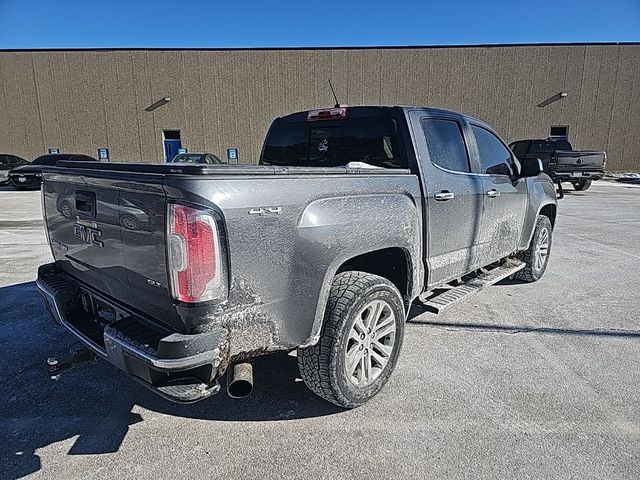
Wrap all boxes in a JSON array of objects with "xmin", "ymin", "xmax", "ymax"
[
  {"xmin": 421, "ymin": 118, "xmax": 470, "ymax": 173},
  {"xmin": 261, "ymin": 117, "xmax": 404, "ymax": 168},
  {"xmin": 7, "ymin": 155, "xmax": 27, "ymax": 165},
  {"xmin": 528, "ymin": 141, "xmax": 557, "ymax": 154},
  {"xmin": 472, "ymin": 125, "xmax": 514, "ymax": 176}
]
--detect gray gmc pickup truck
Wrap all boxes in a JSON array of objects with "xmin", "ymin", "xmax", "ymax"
[{"xmin": 37, "ymin": 106, "xmax": 557, "ymax": 408}]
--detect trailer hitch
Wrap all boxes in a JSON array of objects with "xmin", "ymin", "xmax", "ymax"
[{"xmin": 47, "ymin": 347, "xmax": 101, "ymax": 380}]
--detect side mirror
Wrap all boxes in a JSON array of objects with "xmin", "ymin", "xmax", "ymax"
[
  {"xmin": 520, "ymin": 157, "xmax": 543, "ymax": 177},
  {"xmin": 486, "ymin": 162, "xmax": 513, "ymax": 176}
]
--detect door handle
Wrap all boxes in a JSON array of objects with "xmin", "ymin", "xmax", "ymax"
[
  {"xmin": 486, "ymin": 189, "xmax": 501, "ymax": 198},
  {"xmin": 434, "ymin": 191, "xmax": 455, "ymax": 201}
]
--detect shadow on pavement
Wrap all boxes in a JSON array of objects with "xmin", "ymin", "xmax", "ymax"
[
  {"xmin": 0, "ymin": 282, "xmax": 342, "ymax": 479},
  {"xmin": 407, "ymin": 303, "xmax": 640, "ymax": 339}
]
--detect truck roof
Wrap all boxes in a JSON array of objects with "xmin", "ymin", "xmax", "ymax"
[{"xmin": 276, "ymin": 105, "xmax": 490, "ymax": 128}]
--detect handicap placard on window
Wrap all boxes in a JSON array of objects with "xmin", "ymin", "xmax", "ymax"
[
  {"xmin": 97, "ymin": 148, "xmax": 109, "ymax": 161},
  {"xmin": 227, "ymin": 148, "xmax": 238, "ymax": 162},
  {"xmin": 178, "ymin": 148, "xmax": 187, "ymax": 154},
  {"xmin": 48, "ymin": 148, "xmax": 59, "ymax": 154}
]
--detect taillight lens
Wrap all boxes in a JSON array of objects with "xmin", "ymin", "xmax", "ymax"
[{"xmin": 167, "ymin": 204, "xmax": 226, "ymax": 303}]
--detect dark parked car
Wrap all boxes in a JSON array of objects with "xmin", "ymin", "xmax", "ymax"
[
  {"xmin": 169, "ymin": 153, "xmax": 225, "ymax": 164},
  {"xmin": 509, "ymin": 138, "xmax": 606, "ymax": 191},
  {"xmin": 0, "ymin": 154, "xmax": 29, "ymax": 184},
  {"xmin": 8, "ymin": 153, "xmax": 98, "ymax": 189}
]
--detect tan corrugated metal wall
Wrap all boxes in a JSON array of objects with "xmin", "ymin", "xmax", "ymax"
[{"xmin": 0, "ymin": 45, "xmax": 638, "ymax": 170}]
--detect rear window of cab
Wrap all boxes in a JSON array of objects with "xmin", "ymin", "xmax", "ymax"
[{"xmin": 261, "ymin": 116, "xmax": 406, "ymax": 169}]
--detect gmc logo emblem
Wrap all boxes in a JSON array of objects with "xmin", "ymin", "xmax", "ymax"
[{"xmin": 73, "ymin": 218, "xmax": 104, "ymax": 247}]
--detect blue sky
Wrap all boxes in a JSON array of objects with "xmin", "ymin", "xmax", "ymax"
[{"xmin": 0, "ymin": 0, "xmax": 638, "ymax": 49}]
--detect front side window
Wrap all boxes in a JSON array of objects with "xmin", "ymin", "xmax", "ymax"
[
  {"xmin": 472, "ymin": 125, "xmax": 514, "ymax": 176},
  {"xmin": 421, "ymin": 118, "xmax": 470, "ymax": 173}
]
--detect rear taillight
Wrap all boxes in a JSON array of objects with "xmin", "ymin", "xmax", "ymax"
[
  {"xmin": 167, "ymin": 204, "xmax": 226, "ymax": 303},
  {"xmin": 307, "ymin": 107, "xmax": 348, "ymax": 121}
]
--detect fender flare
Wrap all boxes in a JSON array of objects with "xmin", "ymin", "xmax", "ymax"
[{"xmin": 294, "ymin": 193, "xmax": 423, "ymax": 348}]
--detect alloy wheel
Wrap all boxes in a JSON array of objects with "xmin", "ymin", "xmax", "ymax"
[
  {"xmin": 534, "ymin": 227, "xmax": 550, "ymax": 271},
  {"xmin": 344, "ymin": 299, "xmax": 396, "ymax": 386}
]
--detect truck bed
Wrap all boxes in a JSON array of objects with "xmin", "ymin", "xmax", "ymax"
[
  {"xmin": 55, "ymin": 161, "xmax": 412, "ymax": 176},
  {"xmin": 41, "ymin": 162, "xmax": 422, "ymax": 353}
]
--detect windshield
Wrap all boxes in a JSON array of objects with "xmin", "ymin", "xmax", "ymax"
[
  {"xmin": 261, "ymin": 117, "xmax": 405, "ymax": 168},
  {"xmin": 170, "ymin": 154, "xmax": 204, "ymax": 163}
]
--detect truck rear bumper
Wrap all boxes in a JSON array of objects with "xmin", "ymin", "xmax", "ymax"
[
  {"xmin": 36, "ymin": 263, "xmax": 227, "ymax": 403},
  {"xmin": 553, "ymin": 171, "xmax": 604, "ymax": 181}
]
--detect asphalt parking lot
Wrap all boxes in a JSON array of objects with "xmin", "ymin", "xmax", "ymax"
[{"xmin": 1, "ymin": 181, "xmax": 639, "ymax": 479}]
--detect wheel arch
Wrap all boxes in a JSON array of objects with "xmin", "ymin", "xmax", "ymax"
[
  {"xmin": 295, "ymin": 192, "xmax": 423, "ymax": 348},
  {"xmin": 520, "ymin": 201, "xmax": 557, "ymax": 249},
  {"xmin": 518, "ymin": 177, "xmax": 558, "ymax": 250},
  {"xmin": 336, "ymin": 247, "xmax": 413, "ymax": 307},
  {"xmin": 539, "ymin": 203, "xmax": 557, "ymax": 228},
  {"xmin": 300, "ymin": 245, "xmax": 420, "ymax": 348}
]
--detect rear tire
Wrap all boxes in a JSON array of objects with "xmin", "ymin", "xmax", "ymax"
[
  {"xmin": 514, "ymin": 215, "xmax": 553, "ymax": 282},
  {"xmin": 572, "ymin": 179, "xmax": 592, "ymax": 191},
  {"xmin": 297, "ymin": 271, "xmax": 405, "ymax": 409}
]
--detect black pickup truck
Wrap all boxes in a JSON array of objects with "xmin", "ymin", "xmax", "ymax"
[{"xmin": 509, "ymin": 138, "xmax": 606, "ymax": 191}]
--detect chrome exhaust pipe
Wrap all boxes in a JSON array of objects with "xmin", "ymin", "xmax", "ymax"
[{"xmin": 227, "ymin": 361, "xmax": 254, "ymax": 398}]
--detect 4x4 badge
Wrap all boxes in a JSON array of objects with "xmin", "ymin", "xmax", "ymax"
[{"xmin": 248, "ymin": 206, "xmax": 282, "ymax": 216}]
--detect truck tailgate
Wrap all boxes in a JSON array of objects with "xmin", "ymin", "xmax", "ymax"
[
  {"xmin": 554, "ymin": 151, "xmax": 605, "ymax": 172},
  {"xmin": 42, "ymin": 169, "xmax": 178, "ymax": 328}
]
